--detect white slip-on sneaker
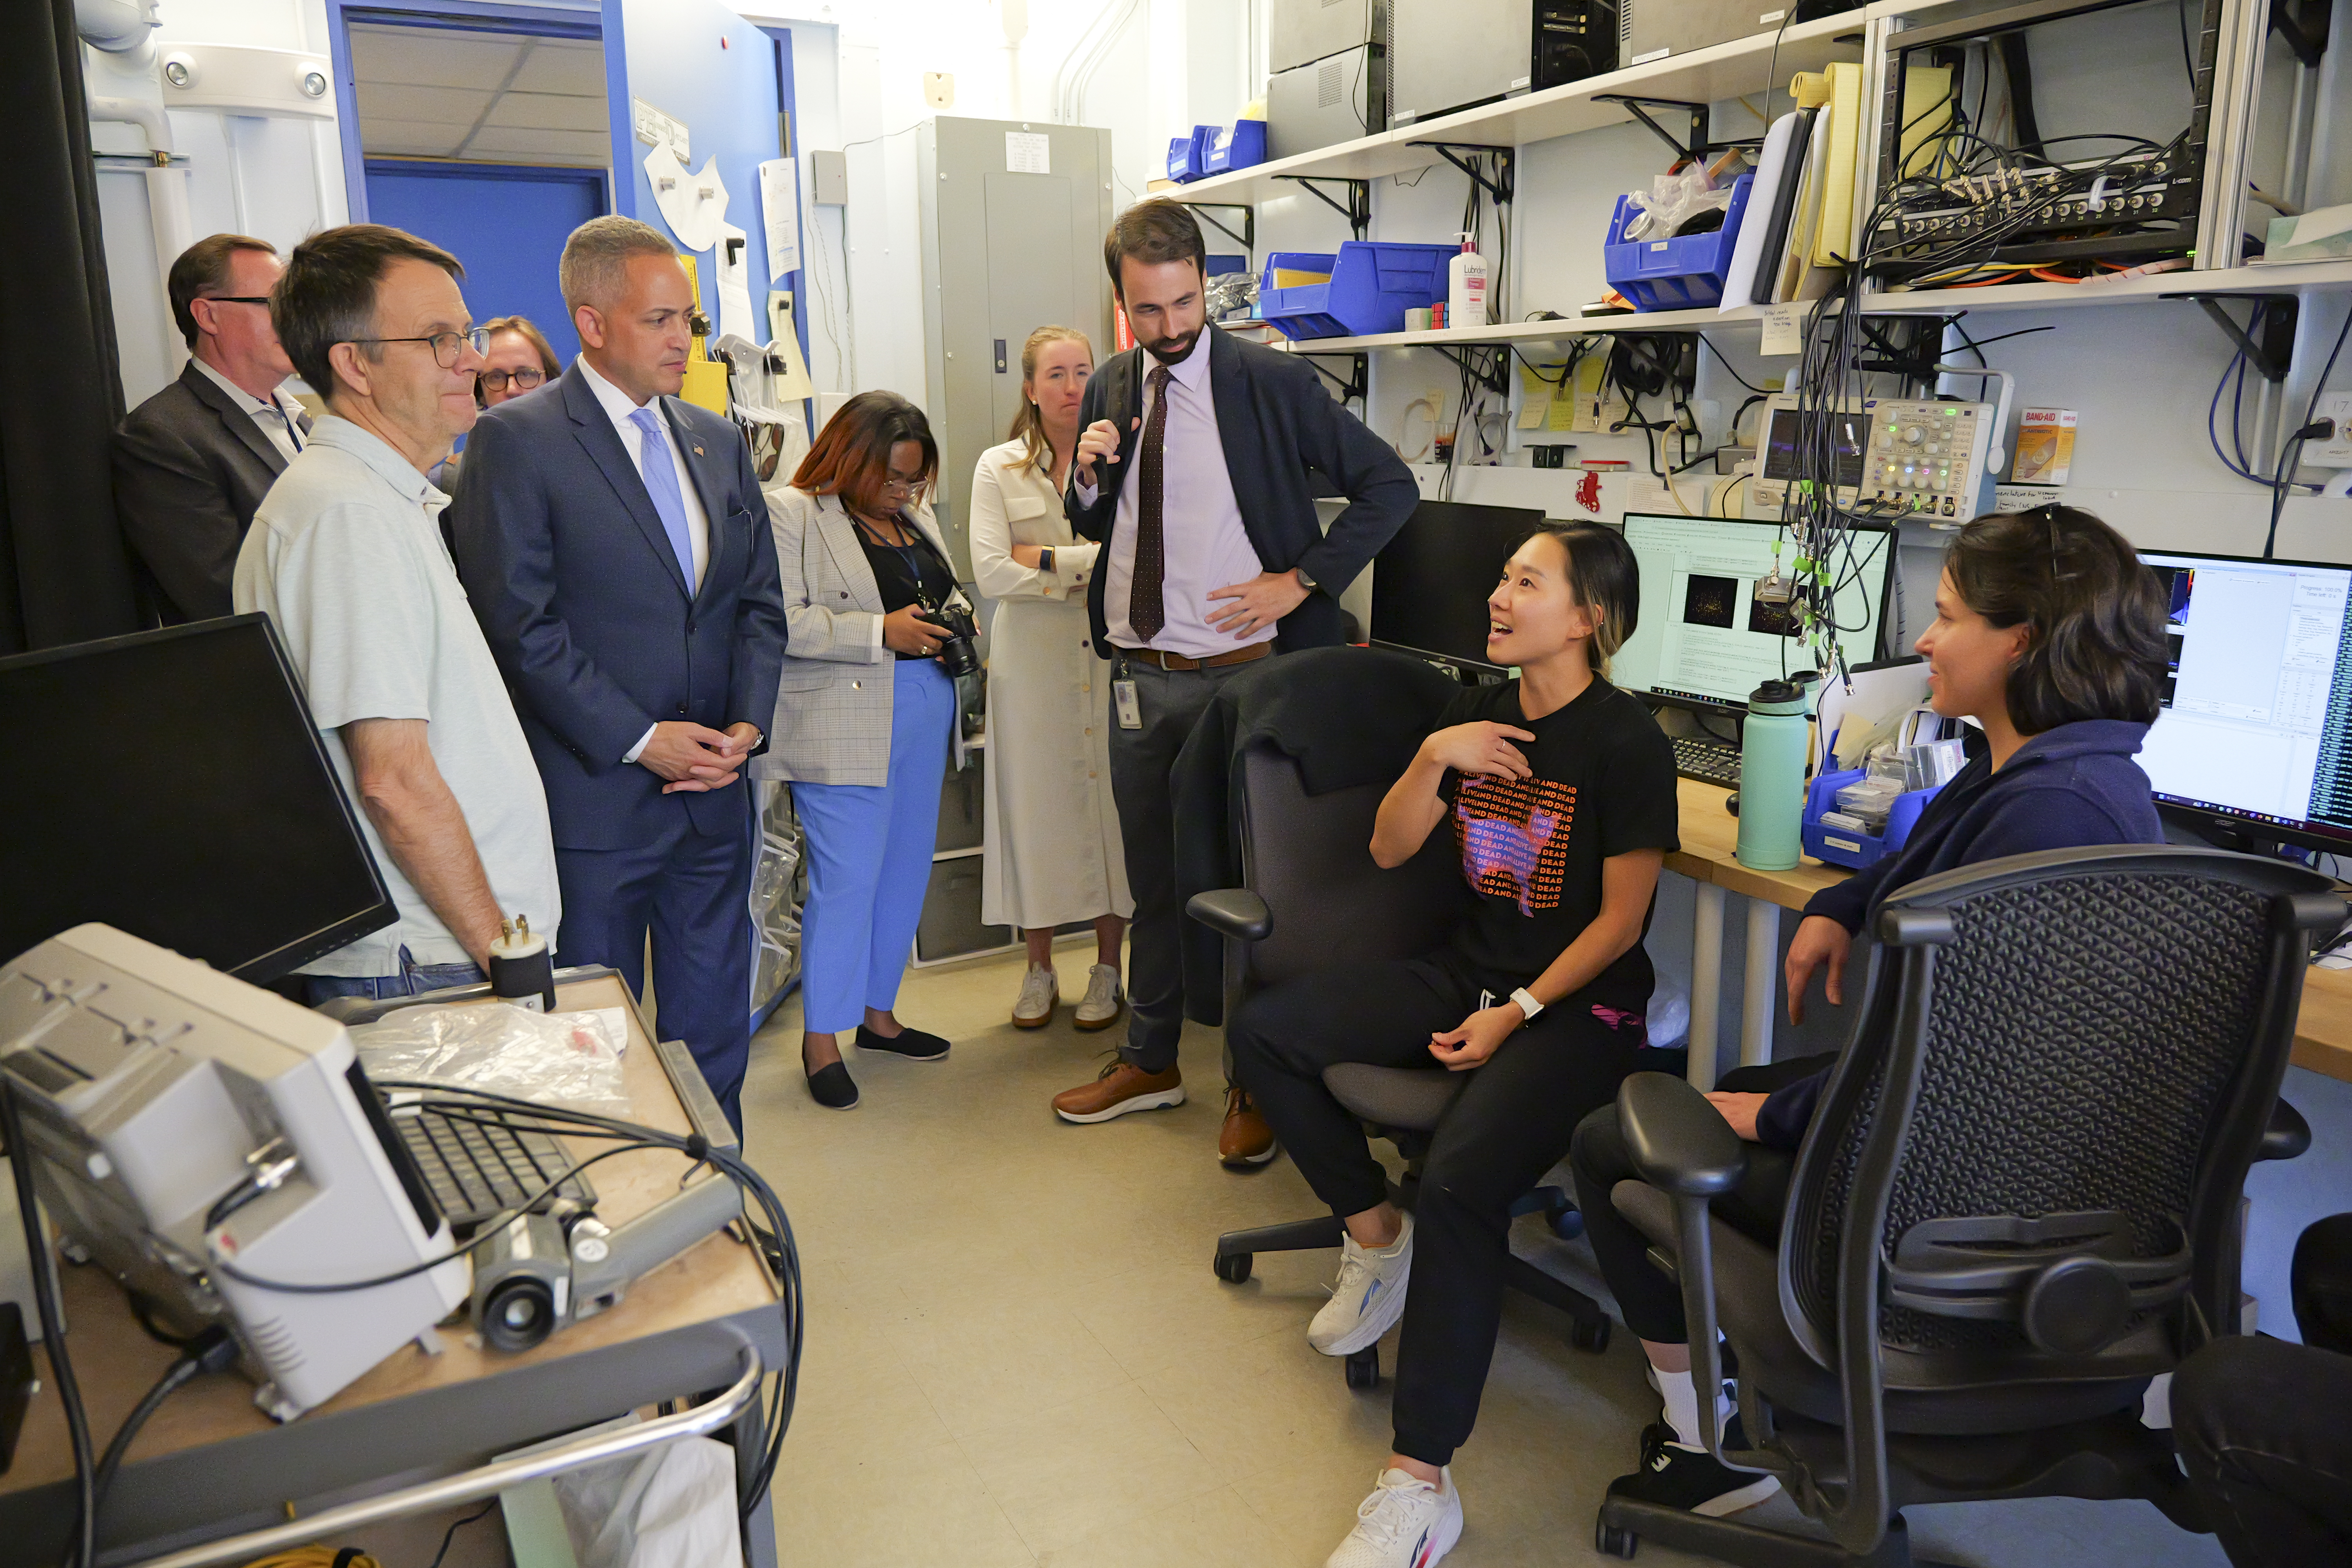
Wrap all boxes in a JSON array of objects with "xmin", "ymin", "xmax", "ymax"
[
  {"xmin": 1011, "ymin": 966, "xmax": 1058, "ymax": 1029},
  {"xmin": 1325, "ymin": 1466, "xmax": 1463, "ymax": 1568},
  {"xmin": 1073, "ymin": 964, "xmax": 1124, "ymax": 1031},
  {"xmin": 1309, "ymin": 1212, "xmax": 1414, "ymax": 1356}
]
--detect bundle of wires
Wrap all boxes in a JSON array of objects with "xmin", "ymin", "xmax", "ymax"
[{"xmin": 1436, "ymin": 149, "xmax": 1513, "ymax": 500}]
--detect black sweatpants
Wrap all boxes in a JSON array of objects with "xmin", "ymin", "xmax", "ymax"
[
  {"xmin": 1567, "ymin": 1054, "xmax": 1829, "ymax": 1345},
  {"xmin": 2175, "ymin": 1335, "xmax": 2352, "ymax": 1567},
  {"xmin": 1227, "ymin": 950, "xmax": 1684, "ymax": 1467}
]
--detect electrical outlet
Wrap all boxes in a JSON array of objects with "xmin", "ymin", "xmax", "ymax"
[{"xmin": 2307, "ymin": 392, "xmax": 2352, "ymax": 468}]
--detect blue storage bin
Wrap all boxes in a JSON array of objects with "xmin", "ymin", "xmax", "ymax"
[
  {"xmin": 1205, "ymin": 120, "xmax": 1267, "ymax": 174},
  {"xmin": 1258, "ymin": 240, "xmax": 1457, "ymax": 340},
  {"xmin": 1166, "ymin": 134, "xmax": 1201, "ymax": 183},
  {"xmin": 1602, "ymin": 174, "xmax": 1755, "ymax": 311},
  {"xmin": 1799, "ymin": 762, "xmax": 1941, "ymax": 870}
]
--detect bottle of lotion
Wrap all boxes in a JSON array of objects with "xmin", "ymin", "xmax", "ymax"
[{"xmin": 1447, "ymin": 232, "xmax": 1488, "ymax": 330}]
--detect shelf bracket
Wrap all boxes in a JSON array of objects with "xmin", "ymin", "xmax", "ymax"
[
  {"xmin": 1177, "ymin": 200, "xmax": 1254, "ymax": 254},
  {"xmin": 1591, "ymin": 95, "xmax": 1757, "ymax": 164},
  {"xmin": 2270, "ymin": 0, "xmax": 2332, "ymax": 66},
  {"xmin": 1276, "ymin": 175, "xmax": 1372, "ymax": 239},
  {"xmin": 1433, "ymin": 343, "xmax": 1510, "ymax": 394},
  {"xmin": 2164, "ymin": 293, "xmax": 2301, "ymax": 383},
  {"xmin": 1293, "ymin": 350, "xmax": 1370, "ymax": 402},
  {"xmin": 1408, "ymin": 142, "xmax": 1515, "ymax": 206}
]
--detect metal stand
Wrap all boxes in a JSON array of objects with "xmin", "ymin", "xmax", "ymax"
[
  {"xmin": 1178, "ymin": 200, "xmax": 1254, "ymax": 254},
  {"xmin": 1277, "ymin": 175, "xmax": 1372, "ymax": 238},
  {"xmin": 1593, "ymin": 96, "xmax": 1760, "ymax": 163}
]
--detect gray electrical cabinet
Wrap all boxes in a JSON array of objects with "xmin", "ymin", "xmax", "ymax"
[{"xmin": 919, "ymin": 116, "xmax": 1116, "ymax": 578}]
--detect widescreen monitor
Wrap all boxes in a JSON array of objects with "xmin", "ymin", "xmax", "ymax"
[
  {"xmin": 0, "ymin": 615, "xmax": 395, "ymax": 979},
  {"xmin": 1611, "ymin": 512, "xmax": 1896, "ymax": 711},
  {"xmin": 1369, "ymin": 499, "xmax": 1546, "ymax": 671},
  {"xmin": 2137, "ymin": 548, "xmax": 2352, "ymax": 851}
]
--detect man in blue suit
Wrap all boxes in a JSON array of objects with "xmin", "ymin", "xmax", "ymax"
[{"xmin": 451, "ymin": 216, "xmax": 787, "ymax": 1133}]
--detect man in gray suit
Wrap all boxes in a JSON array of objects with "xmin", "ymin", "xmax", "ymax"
[{"xmin": 113, "ymin": 233, "xmax": 313, "ymax": 623}]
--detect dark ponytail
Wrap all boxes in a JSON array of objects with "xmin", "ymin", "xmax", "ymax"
[{"xmin": 1944, "ymin": 505, "xmax": 2167, "ymax": 732}]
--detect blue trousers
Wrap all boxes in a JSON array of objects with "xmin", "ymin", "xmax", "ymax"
[
  {"xmin": 553, "ymin": 788, "xmax": 756, "ymax": 1134},
  {"xmin": 792, "ymin": 660, "xmax": 952, "ymax": 1035},
  {"xmin": 304, "ymin": 947, "xmax": 485, "ymax": 1007}
]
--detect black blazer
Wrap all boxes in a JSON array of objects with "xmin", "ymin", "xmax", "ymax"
[
  {"xmin": 448, "ymin": 365, "xmax": 788, "ymax": 851},
  {"xmin": 111, "ymin": 360, "xmax": 310, "ymax": 623},
  {"xmin": 1063, "ymin": 325, "xmax": 1416, "ymax": 659}
]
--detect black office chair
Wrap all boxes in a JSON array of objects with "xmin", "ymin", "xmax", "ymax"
[
  {"xmin": 1188, "ymin": 736, "xmax": 1620, "ymax": 1390},
  {"xmin": 1595, "ymin": 844, "xmax": 2337, "ymax": 1566}
]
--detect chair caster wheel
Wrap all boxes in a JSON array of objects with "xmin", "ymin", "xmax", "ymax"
[
  {"xmin": 1547, "ymin": 1201, "xmax": 1584, "ymax": 1240},
  {"xmin": 1571, "ymin": 1315, "xmax": 1612, "ymax": 1352},
  {"xmin": 1213, "ymin": 1250, "xmax": 1252, "ymax": 1284},
  {"xmin": 1344, "ymin": 1347, "xmax": 1380, "ymax": 1390},
  {"xmin": 1596, "ymin": 1519, "xmax": 1638, "ymax": 1558}
]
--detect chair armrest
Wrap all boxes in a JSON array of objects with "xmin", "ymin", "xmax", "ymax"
[
  {"xmin": 2259, "ymin": 1098, "xmax": 2311, "ymax": 1163},
  {"xmin": 1617, "ymin": 1072, "xmax": 1748, "ymax": 1198},
  {"xmin": 1186, "ymin": 888, "xmax": 1272, "ymax": 943}
]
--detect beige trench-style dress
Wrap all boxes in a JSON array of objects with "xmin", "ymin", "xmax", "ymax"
[{"xmin": 967, "ymin": 437, "xmax": 1133, "ymax": 930}]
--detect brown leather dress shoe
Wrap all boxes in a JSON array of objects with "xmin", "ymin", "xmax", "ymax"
[
  {"xmin": 1052, "ymin": 1059, "xmax": 1184, "ymax": 1123},
  {"xmin": 1219, "ymin": 1086, "xmax": 1277, "ymax": 1168}
]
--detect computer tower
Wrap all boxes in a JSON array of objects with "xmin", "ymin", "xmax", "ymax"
[
  {"xmin": 1271, "ymin": 0, "xmax": 1388, "ymax": 75},
  {"xmin": 1390, "ymin": 0, "xmax": 1532, "ymax": 125},
  {"xmin": 1536, "ymin": 0, "xmax": 1618, "ymax": 89},
  {"xmin": 1267, "ymin": 45, "xmax": 1388, "ymax": 159}
]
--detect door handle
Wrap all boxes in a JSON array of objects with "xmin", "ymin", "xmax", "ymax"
[{"xmin": 994, "ymin": 338, "xmax": 1007, "ymax": 373}]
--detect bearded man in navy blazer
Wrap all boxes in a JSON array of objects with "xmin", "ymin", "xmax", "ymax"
[{"xmin": 450, "ymin": 216, "xmax": 786, "ymax": 1133}]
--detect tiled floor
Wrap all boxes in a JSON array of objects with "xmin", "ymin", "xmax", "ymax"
[{"xmin": 739, "ymin": 945, "xmax": 2230, "ymax": 1567}]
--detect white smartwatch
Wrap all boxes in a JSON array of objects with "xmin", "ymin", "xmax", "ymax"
[{"xmin": 1508, "ymin": 987, "xmax": 1545, "ymax": 1025}]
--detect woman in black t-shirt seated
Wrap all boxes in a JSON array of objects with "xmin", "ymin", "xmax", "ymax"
[{"xmin": 1227, "ymin": 521, "xmax": 1682, "ymax": 1568}]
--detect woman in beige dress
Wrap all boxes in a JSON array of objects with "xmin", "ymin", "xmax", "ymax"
[{"xmin": 969, "ymin": 326, "xmax": 1132, "ymax": 1029}]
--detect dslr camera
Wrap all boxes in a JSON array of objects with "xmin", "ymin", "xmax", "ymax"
[{"xmin": 918, "ymin": 592, "xmax": 982, "ymax": 679}]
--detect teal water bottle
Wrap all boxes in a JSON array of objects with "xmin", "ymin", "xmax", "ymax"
[{"xmin": 1735, "ymin": 677, "xmax": 1812, "ymax": 871}]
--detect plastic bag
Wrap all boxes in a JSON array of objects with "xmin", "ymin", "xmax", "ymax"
[
  {"xmin": 553, "ymin": 1434, "xmax": 744, "ymax": 1568},
  {"xmin": 353, "ymin": 1001, "xmax": 630, "ymax": 1116},
  {"xmin": 1622, "ymin": 165, "xmax": 1733, "ymax": 241}
]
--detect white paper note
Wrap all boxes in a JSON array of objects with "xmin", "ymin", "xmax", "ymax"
[
  {"xmin": 1760, "ymin": 302, "xmax": 1804, "ymax": 356},
  {"xmin": 757, "ymin": 158, "xmax": 801, "ymax": 280},
  {"xmin": 1005, "ymin": 131, "xmax": 1050, "ymax": 174},
  {"xmin": 716, "ymin": 222, "xmax": 755, "ymax": 343},
  {"xmin": 645, "ymin": 144, "xmax": 727, "ymax": 252}
]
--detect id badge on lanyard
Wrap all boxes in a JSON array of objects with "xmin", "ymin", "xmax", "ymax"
[{"xmin": 1111, "ymin": 654, "xmax": 1143, "ymax": 730}]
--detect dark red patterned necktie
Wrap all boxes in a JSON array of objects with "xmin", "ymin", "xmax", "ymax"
[{"xmin": 1129, "ymin": 365, "xmax": 1172, "ymax": 641}]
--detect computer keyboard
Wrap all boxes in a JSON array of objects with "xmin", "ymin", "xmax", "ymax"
[
  {"xmin": 1672, "ymin": 736, "xmax": 1742, "ymax": 788},
  {"xmin": 389, "ymin": 1100, "xmax": 597, "ymax": 1239}
]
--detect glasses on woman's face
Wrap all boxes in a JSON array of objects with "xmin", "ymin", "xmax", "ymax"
[
  {"xmin": 479, "ymin": 366, "xmax": 546, "ymax": 393},
  {"xmin": 881, "ymin": 469, "xmax": 924, "ymax": 497}
]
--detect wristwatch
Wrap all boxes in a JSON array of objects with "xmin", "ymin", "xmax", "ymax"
[
  {"xmin": 1508, "ymin": 987, "xmax": 1545, "ymax": 1025},
  {"xmin": 1039, "ymin": 546, "xmax": 1056, "ymax": 574},
  {"xmin": 1294, "ymin": 566, "xmax": 1319, "ymax": 592}
]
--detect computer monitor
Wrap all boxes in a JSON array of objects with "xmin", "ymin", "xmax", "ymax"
[
  {"xmin": 0, "ymin": 615, "xmax": 396, "ymax": 978},
  {"xmin": 1369, "ymin": 499, "xmax": 1546, "ymax": 671},
  {"xmin": 1610, "ymin": 512, "xmax": 1896, "ymax": 711},
  {"xmin": 2137, "ymin": 548, "xmax": 2352, "ymax": 851}
]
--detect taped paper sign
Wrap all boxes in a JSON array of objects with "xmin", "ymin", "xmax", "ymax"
[
  {"xmin": 715, "ymin": 222, "xmax": 756, "ymax": 344},
  {"xmin": 758, "ymin": 158, "xmax": 801, "ymax": 279}
]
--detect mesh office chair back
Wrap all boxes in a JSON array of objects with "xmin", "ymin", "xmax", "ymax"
[{"xmin": 1780, "ymin": 846, "xmax": 2338, "ymax": 1399}]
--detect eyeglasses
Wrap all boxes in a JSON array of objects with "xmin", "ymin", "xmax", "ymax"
[
  {"xmin": 345, "ymin": 326, "xmax": 492, "ymax": 369},
  {"xmin": 203, "ymin": 295, "xmax": 272, "ymax": 307},
  {"xmin": 479, "ymin": 366, "xmax": 547, "ymax": 393},
  {"xmin": 880, "ymin": 470, "xmax": 925, "ymax": 496}
]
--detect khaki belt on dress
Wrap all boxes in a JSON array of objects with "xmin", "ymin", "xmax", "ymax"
[{"xmin": 1120, "ymin": 642, "xmax": 1274, "ymax": 672}]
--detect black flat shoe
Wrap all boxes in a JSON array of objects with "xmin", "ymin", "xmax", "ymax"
[
  {"xmin": 805, "ymin": 1060, "xmax": 860, "ymax": 1109},
  {"xmin": 855, "ymin": 1023, "xmax": 950, "ymax": 1061}
]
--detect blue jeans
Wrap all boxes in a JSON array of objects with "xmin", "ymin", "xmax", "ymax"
[{"xmin": 302, "ymin": 946, "xmax": 485, "ymax": 1007}]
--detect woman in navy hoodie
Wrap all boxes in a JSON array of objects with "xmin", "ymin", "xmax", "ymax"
[{"xmin": 1573, "ymin": 503, "xmax": 2170, "ymax": 1520}]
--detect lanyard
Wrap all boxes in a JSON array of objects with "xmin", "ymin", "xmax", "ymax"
[{"xmin": 852, "ymin": 512, "xmax": 938, "ymax": 599}]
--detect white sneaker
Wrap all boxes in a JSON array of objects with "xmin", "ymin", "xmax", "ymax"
[
  {"xmin": 1325, "ymin": 1466, "xmax": 1463, "ymax": 1568},
  {"xmin": 1073, "ymin": 964, "xmax": 1123, "ymax": 1031},
  {"xmin": 1310, "ymin": 1213, "xmax": 1414, "ymax": 1356},
  {"xmin": 1012, "ymin": 966, "xmax": 1058, "ymax": 1029}
]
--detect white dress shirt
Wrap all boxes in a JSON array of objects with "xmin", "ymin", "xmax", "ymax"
[
  {"xmin": 575, "ymin": 356, "xmax": 714, "ymax": 763},
  {"xmin": 1079, "ymin": 333, "xmax": 1271, "ymax": 659},
  {"xmin": 191, "ymin": 353, "xmax": 306, "ymax": 465}
]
